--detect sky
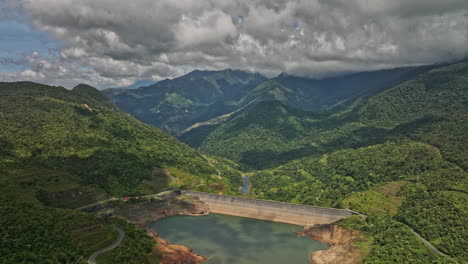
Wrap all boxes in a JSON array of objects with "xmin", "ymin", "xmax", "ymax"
[{"xmin": 0, "ymin": 0, "xmax": 467, "ymax": 89}]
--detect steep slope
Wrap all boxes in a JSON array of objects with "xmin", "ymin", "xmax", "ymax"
[
  {"xmin": 182, "ymin": 60, "xmax": 468, "ymax": 171},
  {"xmin": 105, "ymin": 66, "xmax": 434, "ymax": 136},
  {"xmin": 209, "ymin": 60, "xmax": 467, "ymax": 261},
  {"xmin": 271, "ymin": 65, "xmax": 437, "ymax": 111},
  {"xmin": 0, "ymin": 81, "xmax": 221, "ymax": 198},
  {"xmin": 181, "ymin": 101, "xmax": 322, "ymax": 169},
  {"xmin": 0, "ymin": 82, "xmax": 245, "ymax": 264},
  {"xmin": 104, "ymin": 69, "xmax": 267, "ymax": 134}
]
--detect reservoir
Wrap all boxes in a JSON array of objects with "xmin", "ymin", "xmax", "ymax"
[{"xmin": 149, "ymin": 213, "xmax": 328, "ymax": 264}]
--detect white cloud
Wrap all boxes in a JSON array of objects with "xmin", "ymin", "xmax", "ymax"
[{"xmin": 0, "ymin": 0, "xmax": 467, "ymax": 88}]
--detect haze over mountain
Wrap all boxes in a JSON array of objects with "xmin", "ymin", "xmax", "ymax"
[{"xmin": 113, "ymin": 80, "xmax": 156, "ymax": 90}]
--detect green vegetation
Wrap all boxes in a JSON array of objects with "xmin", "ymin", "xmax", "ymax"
[
  {"xmin": 195, "ymin": 155, "xmax": 244, "ymax": 195},
  {"xmin": 0, "ymin": 82, "xmax": 240, "ymax": 264},
  {"xmin": 96, "ymin": 219, "xmax": 157, "ymax": 264},
  {"xmin": 334, "ymin": 216, "xmax": 454, "ymax": 263},
  {"xmin": 104, "ymin": 69, "xmax": 267, "ymax": 134},
  {"xmin": 1, "ymin": 60, "xmax": 467, "ymax": 263},
  {"xmin": 105, "ymin": 66, "xmax": 430, "ymax": 136},
  {"xmin": 362, "ymin": 216, "xmax": 455, "ymax": 264},
  {"xmin": 342, "ymin": 181, "xmax": 407, "ymax": 216},
  {"xmin": 183, "ymin": 61, "xmax": 468, "ymax": 171},
  {"xmin": 1, "ymin": 200, "xmax": 88, "ymax": 263},
  {"xmin": 0, "ymin": 168, "xmax": 106, "ymax": 209},
  {"xmin": 0, "ymin": 200, "xmax": 155, "ymax": 264},
  {"xmin": 250, "ymin": 141, "xmax": 453, "ymax": 206},
  {"xmin": 0, "ymin": 82, "xmax": 221, "ymax": 196},
  {"xmin": 249, "ymin": 140, "xmax": 467, "ymax": 261},
  {"xmin": 397, "ymin": 177, "xmax": 467, "ymax": 260},
  {"xmin": 185, "ymin": 61, "xmax": 468, "ymax": 262}
]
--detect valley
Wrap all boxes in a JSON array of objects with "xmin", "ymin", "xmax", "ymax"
[
  {"xmin": 2, "ymin": 2, "xmax": 467, "ymax": 263},
  {"xmin": 1, "ymin": 59, "xmax": 467, "ymax": 264}
]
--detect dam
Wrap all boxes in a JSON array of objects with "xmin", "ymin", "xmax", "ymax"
[{"xmin": 181, "ymin": 191, "xmax": 356, "ymax": 226}]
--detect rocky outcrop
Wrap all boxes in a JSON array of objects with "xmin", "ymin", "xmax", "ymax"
[
  {"xmin": 149, "ymin": 230, "xmax": 207, "ymax": 264},
  {"xmin": 301, "ymin": 224, "xmax": 358, "ymax": 245},
  {"xmin": 298, "ymin": 224, "xmax": 366, "ymax": 264}
]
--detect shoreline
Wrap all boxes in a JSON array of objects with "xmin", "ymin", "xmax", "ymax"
[
  {"xmin": 297, "ymin": 223, "xmax": 365, "ymax": 264},
  {"xmin": 112, "ymin": 195, "xmax": 210, "ymax": 263},
  {"xmin": 89, "ymin": 194, "xmax": 360, "ymax": 264}
]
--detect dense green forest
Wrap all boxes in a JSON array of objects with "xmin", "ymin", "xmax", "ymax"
[
  {"xmin": 105, "ymin": 65, "xmax": 432, "ymax": 136},
  {"xmin": 0, "ymin": 200, "xmax": 155, "ymax": 264},
  {"xmin": 0, "ymin": 82, "xmax": 236, "ymax": 196},
  {"xmin": 104, "ymin": 69, "xmax": 267, "ymax": 134},
  {"xmin": 0, "ymin": 82, "xmax": 240, "ymax": 263},
  {"xmin": 180, "ymin": 61, "xmax": 468, "ymax": 262},
  {"xmin": 340, "ymin": 216, "xmax": 455, "ymax": 264},
  {"xmin": 182, "ymin": 60, "xmax": 468, "ymax": 171},
  {"xmin": 1, "ymin": 60, "xmax": 467, "ymax": 263}
]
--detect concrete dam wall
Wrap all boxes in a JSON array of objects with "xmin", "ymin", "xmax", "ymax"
[{"xmin": 182, "ymin": 191, "xmax": 355, "ymax": 226}]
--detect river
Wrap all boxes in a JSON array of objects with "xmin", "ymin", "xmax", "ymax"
[
  {"xmin": 241, "ymin": 175, "xmax": 250, "ymax": 194},
  {"xmin": 149, "ymin": 213, "xmax": 328, "ymax": 264}
]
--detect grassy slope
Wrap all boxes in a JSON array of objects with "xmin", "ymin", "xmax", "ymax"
[{"xmin": 342, "ymin": 181, "xmax": 407, "ymax": 217}]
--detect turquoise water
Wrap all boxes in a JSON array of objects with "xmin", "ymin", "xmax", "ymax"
[{"xmin": 149, "ymin": 213, "xmax": 328, "ymax": 264}]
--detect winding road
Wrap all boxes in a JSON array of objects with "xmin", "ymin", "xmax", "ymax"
[{"xmin": 87, "ymin": 227, "xmax": 125, "ymax": 264}]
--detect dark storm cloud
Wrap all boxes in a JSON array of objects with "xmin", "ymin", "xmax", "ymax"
[{"xmin": 1, "ymin": 0, "xmax": 468, "ymax": 88}]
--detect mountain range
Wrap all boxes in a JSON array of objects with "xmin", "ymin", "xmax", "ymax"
[
  {"xmin": 1, "ymin": 59, "xmax": 467, "ymax": 263},
  {"xmin": 105, "ymin": 60, "xmax": 468, "ymax": 261},
  {"xmin": 104, "ymin": 65, "xmax": 437, "ymax": 135}
]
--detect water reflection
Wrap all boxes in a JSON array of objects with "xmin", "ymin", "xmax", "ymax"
[{"xmin": 149, "ymin": 213, "xmax": 328, "ymax": 264}]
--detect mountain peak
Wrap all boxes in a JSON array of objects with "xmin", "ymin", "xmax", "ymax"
[{"xmin": 276, "ymin": 72, "xmax": 291, "ymax": 79}]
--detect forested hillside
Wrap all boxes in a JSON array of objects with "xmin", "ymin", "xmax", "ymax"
[
  {"xmin": 104, "ymin": 69, "xmax": 267, "ymax": 134},
  {"xmin": 1, "ymin": 60, "xmax": 466, "ymax": 263},
  {"xmin": 181, "ymin": 60, "xmax": 468, "ymax": 262},
  {"xmin": 0, "ymin": 200, "xmax": 156, "ymax": 264},
  {"xmin": 0, "ymin": 82, "xmax": 228, "ymax": 198},
  {"xmin": 265, "ymin": 65, "xmax": 436, "ymax": 111},
  {"xmin": 0, "ymin": 82, "xmax": 245, "ymax": 263},
  {"xmin": 183, "ymin": 60, "xmax": 468, "ymax": 171},
  {"xmin": 105, "ymin": 66, "xmax": 434, "ymax": 136}
]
